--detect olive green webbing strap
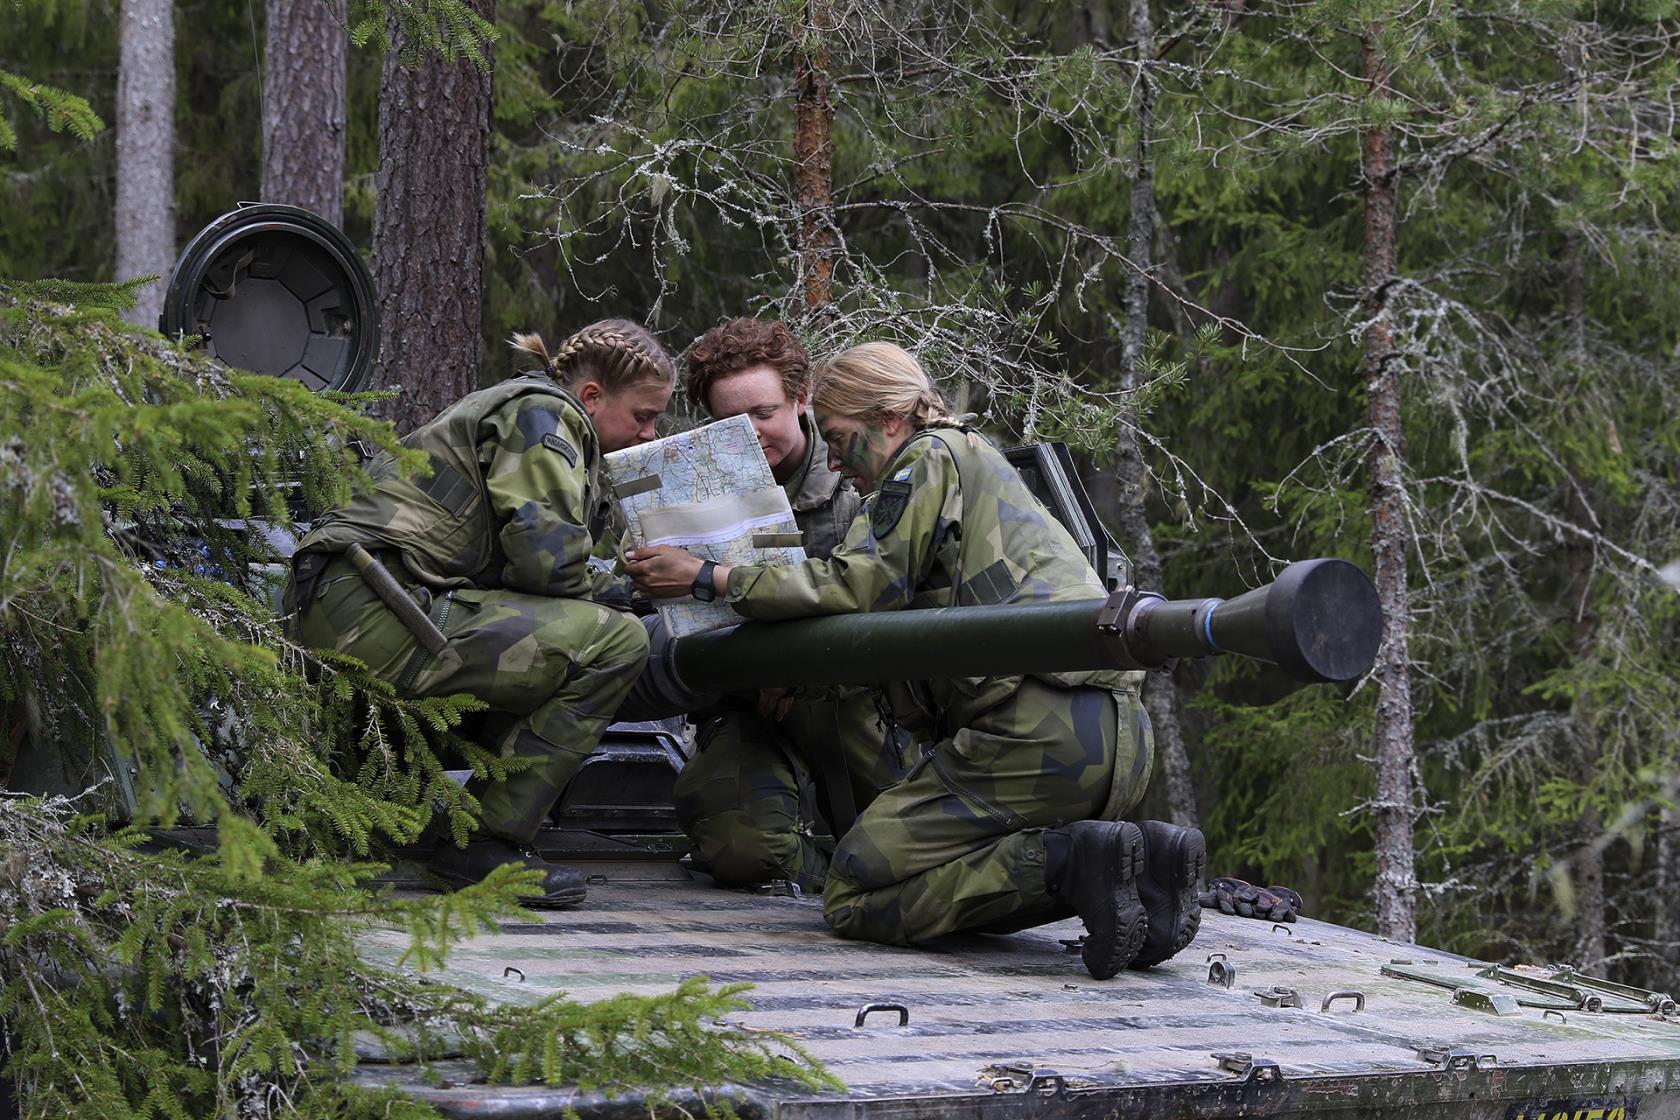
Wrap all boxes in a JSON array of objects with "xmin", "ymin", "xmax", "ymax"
[
  {"xmin": 396, "ymin": 590, "xmax": 455, "ymax": 697},
  {"xmin": 1096, "ymin": 688, "xmax": 1147, "ymax": 822},
  {"xmin": 811, "ymin": 703, "xmax": 859, "ymax": 836}
]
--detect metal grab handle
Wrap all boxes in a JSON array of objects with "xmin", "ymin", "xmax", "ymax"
[
  {"xmin": 855, "ymin": 1002, "xmax": 909, "ymax": 1028},
  {"xmin": 1026, "ymin": 1071, "xmax": 1066, "ymax": 1097},
  {"xmin": 1544, "ymin": 1009, "xmax": 1567, "ymax": 1024},
  {"xmin": 1321, "ymin": 990, "xmax": 1366, "ymax": 1013}
]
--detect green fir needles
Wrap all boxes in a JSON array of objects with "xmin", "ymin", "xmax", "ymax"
[{"xmin": 0, "ymin": 285, "xmax": 835, "ymax": 1116}]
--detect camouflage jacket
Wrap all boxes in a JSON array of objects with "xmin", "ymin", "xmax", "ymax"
[
  {"xmin": 296, "ymin": 376, "xmax": 615, "ymax": 599},
  {"xmin": 784, "ymin": 411, "xmax": 859, "ymax": 560},
  {"xmin": 726, "ymin": 425, "xmax": 1139, "ymax": 729}
]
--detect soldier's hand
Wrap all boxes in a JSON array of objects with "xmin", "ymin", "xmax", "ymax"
[
  {"xmin": 625, "ymin": 545, "xmax": 703, "ymax": 598},
  {"xmin": 1198, "ymin": 876, "xmax": 1304, "ymax": 922},
  {"xmin": 756, "ymin": 687, "xmax": 797, "ymax": 722}
]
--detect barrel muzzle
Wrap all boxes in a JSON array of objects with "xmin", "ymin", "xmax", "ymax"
[{"xmin": 1115, "ymin": 558, "xmax": 1381, "ymax": 683}]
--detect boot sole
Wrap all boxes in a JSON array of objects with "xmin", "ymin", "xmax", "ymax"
[
  {"xmin": 521, "ymin": 887, "xmax": 588, "ymax": 910},
  {"xmin": 1082, "ymin": 823, "xmax": 1148, "ymax": 981},
  {"xmin": 422, "ymin": 870, "xmax": 588, "ymax": 909},
  {"xmin": 1132, "ymin": 824, "xmax": 1206, "ymax": 968}
]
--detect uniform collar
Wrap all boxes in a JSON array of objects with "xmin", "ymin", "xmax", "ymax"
[
  {"xmin": 870, "ymin": 426, "xmax": 938, "ymax": 492},
  {"xmin": 543, "ymin": 377, "xmax": 603, "ymax": 462},
  {"xmin": 517, "ymin": 376, "xmax": 604, "ymax": 463},
  {"xmin": 784, "ymin": 411, "xmax": 847, "ymax": 512}
]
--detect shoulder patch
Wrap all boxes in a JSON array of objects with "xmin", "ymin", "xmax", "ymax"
[
  {"xmin": 872, "ymin": 479, "xmax": 913, "ymax": 538},
  {"xmin": 541, "ymin": 432, "xmax": 579, "ymax": 466},
  {"xmin": 891, "ymin": 466, "xmax": 914, "ymax": 482}
]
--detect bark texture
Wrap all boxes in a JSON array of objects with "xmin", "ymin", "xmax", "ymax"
[
  {"xmin": 371, "ymin": 1, "xmax": 494, "ymax": 432},
  {"xmin": 1113, "ymin": 0, "xmax": 1196, "ymax": 828},
  {"xmin": 1656, "ymin": 807, "xmax": 1680, "ymax": 989},
  {"xmin": 261, "ymin": 0, "xmax": 348, "ymax": 226},
  {"xmin": 115, "ymin": 0, "xmax": 175, "ymax": 329},
  {"xmin": 1561, "ymin": 230, "xmax": 1607, "ymax": 971},
  {"xmin": 793, "ymin": 0, "xmax": 836, "ymax": 315},
  {"xmin": 1361, "ymin": 31, "xmax": 1417, "ymax": 944}
]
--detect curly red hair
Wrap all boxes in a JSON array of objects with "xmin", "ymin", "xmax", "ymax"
[{"xmin": 684, "ymin": 318, "xmax": 811, "ymax": 414}]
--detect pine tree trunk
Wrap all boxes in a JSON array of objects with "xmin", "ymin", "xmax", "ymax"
[
  {"xmin": 1113, "ymin": 0, "xmax": 1196, "ymax": 828},
  {"xmin": 371, "ymin": 3, "xmax": 494, "ymax": 432},
  {"xmin": 793, "ymin": 0, "xmax": 836, "ymax": 316},
  {"xmin": 1361, "ymin": 29, "xmax": 1417, "ymax": 944},
  {"xmin": 261, "ymin": 0, "xmax": 348, "ymax": 226},
  {"xmin": 115, "ymin": 0, "xmax": 175, "ymax": 329}
]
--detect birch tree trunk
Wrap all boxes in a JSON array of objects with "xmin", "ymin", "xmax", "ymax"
[
  {"xmin": 1656, "ymin": 807, "xmax": 1680, "ymax": 988},
  {"xmin": 1360, "ymin": 28, "xmax": 1417, "ymax": 944},
  {"xmin": 1561, "ymin": 229, "xmax": 1608, "ymax": 971},
  {"xmin": 261, "ymin": 0, "xmax": 348, "ymax": 226},
  {"xmin": 793, "ymin": 0, "xmax": 836, "ymax": 316},
  {"xmin": 370, "ymin": 1, "xmax": 494, "ymax": 432},
  {"xmin": 115, "ymin": 0, "xmax": 174, "ymax": 329},
  {"xmin": 1113, "ymin": 0, "xmax": 1196, "ymax": 828}
]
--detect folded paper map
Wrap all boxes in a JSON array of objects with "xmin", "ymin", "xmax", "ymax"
[{"xmin": 603, "ymin": 413, "xmax": 808, "ymax": 636}]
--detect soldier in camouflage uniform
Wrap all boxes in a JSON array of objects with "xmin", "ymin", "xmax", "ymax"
[
  {"xmin": 628, "ymin": 342, "xmax": 1205, "ymax": 979},
  {"xmin": 670, "ymin": 319, "xmax": 907, "ymax": 892},
  {"xmin": 287, "ymin": 320, "xmax": 677, "ymax": 907}
]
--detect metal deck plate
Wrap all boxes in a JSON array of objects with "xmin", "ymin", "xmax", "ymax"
[{"xmin": 355, "ymin": 864, "xmax": 1680, "ymax": 1118}]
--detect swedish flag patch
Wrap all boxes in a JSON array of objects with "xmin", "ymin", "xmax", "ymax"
[{"xmin": 872, "ymin": 478, "xmax": 913, "ymax": 538}]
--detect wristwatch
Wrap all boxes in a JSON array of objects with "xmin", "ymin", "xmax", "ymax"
[{"xmin": 691, "ymin": 560, "xmax": 718, "ymax": 602}]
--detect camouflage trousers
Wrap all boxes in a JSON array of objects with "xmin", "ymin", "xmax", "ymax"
[
  {"xmin": 674, "ymin": 690, "xmax": 908, "ymax": 892},
  {"xmin": 822, "ymin": 679, "xmax": 1154, "ymax": 945},
  {"xmin": 294, "ymin": 554, "xmax": 649, "ymax": 843}
]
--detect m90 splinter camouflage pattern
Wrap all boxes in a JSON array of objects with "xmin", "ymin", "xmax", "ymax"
[{"xmin": 289, "ymin": 378, "xmax": 646, "ymax": 844}]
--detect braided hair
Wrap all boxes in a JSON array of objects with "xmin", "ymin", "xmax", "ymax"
[{"xmin": 509, "ymin": 318, "xmax": 676, "ymax": 393}]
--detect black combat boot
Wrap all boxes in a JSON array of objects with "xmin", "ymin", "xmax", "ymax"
[
  {"xmin": 1129, "ymin": 820, "xmax": 1206, "ymax": 968},
  {"xmin": 427, "ymin": 838, "xmax": 588, "ymax": 909},
  {"xmin": 1047, "ymin": 820, "xmax": 1147, "ymax": 980}
]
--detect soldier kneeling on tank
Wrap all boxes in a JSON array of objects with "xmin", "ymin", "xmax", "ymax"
[
  {"xmin": 286, "ymin": 320, "xmax": 677, "ymax": 908},
  {"xmin": 627, "ymin": 342, "xmax": 1205, "ymax": 978},
  {"xmin": 664, "ymin": 318, "xmax": 909, "ymax": 893}
]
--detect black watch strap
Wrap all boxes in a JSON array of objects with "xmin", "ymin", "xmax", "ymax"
[{"xmin": 691, "ymin": 559, "xmax": 718, "ymax": 602}]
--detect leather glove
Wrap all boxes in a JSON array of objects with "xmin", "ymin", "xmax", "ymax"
[{"xmin": 1198, "ymin": 877, "xmax": 1304, "ymax": 922}]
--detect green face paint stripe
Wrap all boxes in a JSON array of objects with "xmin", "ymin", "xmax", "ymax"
[{"xmin": 841, "ymin": 430, "xmax": 873, "ymax": 472}]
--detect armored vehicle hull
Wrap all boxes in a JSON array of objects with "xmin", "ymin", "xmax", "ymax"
[
  {"xmin": 353, "ymin": 859, "xmax": 1680, "ymax": 1120},
  {"xmin": 129, "ymin": 207, "xmax": 1678, "ymax": 1119}
]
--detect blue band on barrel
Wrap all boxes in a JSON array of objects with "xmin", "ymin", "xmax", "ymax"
[{"xmin": 1203, "ymin": 600, "xmax": 1222, "ymax": 652}]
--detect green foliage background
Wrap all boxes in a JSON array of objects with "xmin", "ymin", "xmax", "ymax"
[{"xmin": 4, "ymin": 0, "xmax": 1680, "ymax": 1109}]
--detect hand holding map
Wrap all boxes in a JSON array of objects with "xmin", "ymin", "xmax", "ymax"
[{"xmin": 603, "ymin": 413, "xmax": 808, "ymax": 637}]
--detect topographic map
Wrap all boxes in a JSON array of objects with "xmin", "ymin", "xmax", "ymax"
[{"xmin": 603, "ymin": 413, "xmax": 808, "ymax": 636}]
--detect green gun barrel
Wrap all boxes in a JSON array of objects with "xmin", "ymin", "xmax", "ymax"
[{"xmin": 659, "ymin": 557, "xmax": 1379, "ymax": 698}]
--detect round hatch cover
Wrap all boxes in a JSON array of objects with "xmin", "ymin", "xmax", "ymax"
[{"xmin": 159, "ymin": 203, "xmax": 378, "ymax": 392}]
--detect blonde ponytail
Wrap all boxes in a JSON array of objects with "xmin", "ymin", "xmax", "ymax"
[{"xmin": 509, "ymin": 331, "xmax": 556, "ymax": 374}]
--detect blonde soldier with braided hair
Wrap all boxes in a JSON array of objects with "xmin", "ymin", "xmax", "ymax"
[
  {"xmin": 288, "ymin": 319, "xmax": 675, "ymax": 907},
  {"xmin": 628, "ymin": 342, "xmax": 1205, "ymax": 979}
]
